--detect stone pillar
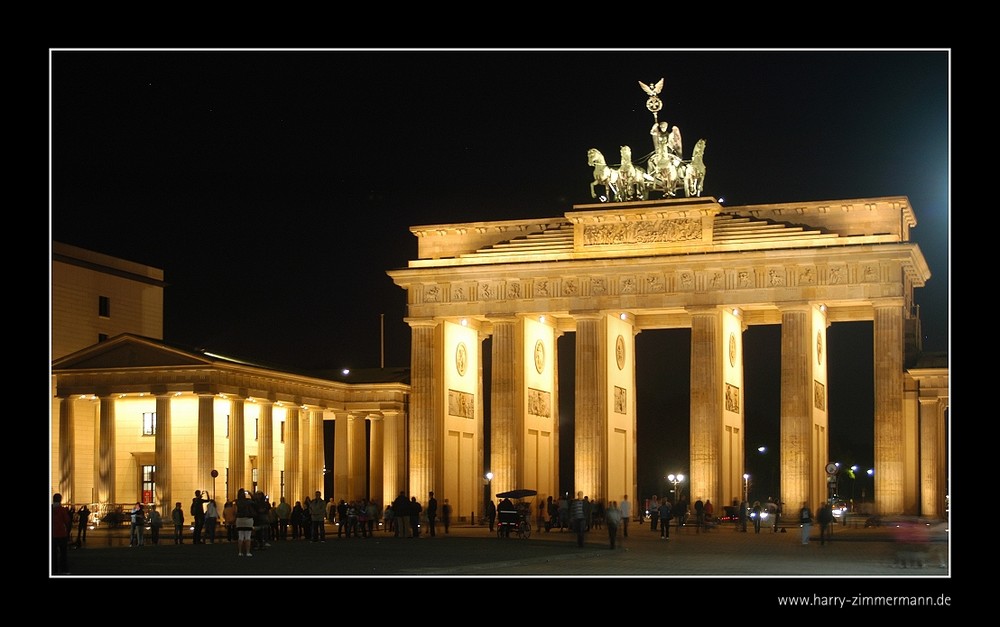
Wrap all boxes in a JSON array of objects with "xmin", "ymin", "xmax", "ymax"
[
  {"xmin": 285, "ymin": 406, "xmax": 300, "ymax": 503},
  {"xmin": 689, "ymin": 309, "xmax": 722, "ymax": 507},
  {"xmin": 381, "ymin": 410, "xmax": 405, "ymax": 506},
  {"xmin": 779, "ymin": 306, "xmax": 812, "ymax": 513},
  {"xmin": 309, "ymin": 409, "xmax": 325, "ymax": 497},
  {"xmin": 58, "ymin": 396, "xmax": 75, "ymax": 502},
  {"xmin": 574, "ymin": 312, "xmax": 606, "ymax": 499},
  {"xmin": 407, "ymin": 319, "xmax": 438, "ymax": 500},
  {"xmin": 553, "ymin": 329, "xmax": 562, "ymax": 500},
  {"xmin": 97, "ymin": 394, "xmax": 116, "ymax": 505},
  {"xmin": 197, "ymin": 393, "xmax": 216, "ymax": 494},
  {"xmin": 299, "ymin": 409, "xmax": 311, "ymax": 501},
  {"xmin": 333, "ymin": 411, "xmax": 349, "ymax": 502},
  {"xmin": 258, "ymin": 401, "xmax": 273, "ymax": 498},
  {"xmin": 227, "ymin": 397, "xmax": 245, "ymax": 496},
  {"xmin": 349, "ymin": 413, "xmax": 368, "ymax": 499},
  {"xmin": 369, "ymin": 414, "xmax": 384, "ymax": 507},
  {"xmin": 155, "ymin": 394, "xmax": 172, "ymax": 510},
  {"xmin": 918, "ymin": 398, "xmax": 940, "ymax": 518},
  {"xmin": 490, "ymin": 316, "xmax": 518, "ymax": 497},
  {"xmin": 874, "ymin": 301, "xmax": 905, "ymax": 515}
]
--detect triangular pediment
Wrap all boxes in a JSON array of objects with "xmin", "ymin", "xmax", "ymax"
[{"xmin": 52, "ymin": 334, "xmax": 213, "ymax": 371}]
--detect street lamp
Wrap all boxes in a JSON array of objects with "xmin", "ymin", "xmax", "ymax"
[
  {"xmin": 667, "ymin": 473, "xmax": 684, "ymax": 502},
  {"xmin": 743, "ymin": 473, "xmax": 750, "ymax": 504},
  {"xmin": 483, "ymin": 472, "xmax": 493, "ymax": 525}
]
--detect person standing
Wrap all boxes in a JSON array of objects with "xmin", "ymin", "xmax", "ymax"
[
  {"xmin": 204, "ymin": 498, "xmax": 220, "ymax": 544},
  {"xmin": 129, "ymin": 502, "xmax": 146, "ymax": 547},
  {"xmin": 752, "ymin": 501, "xmax": 763, "ymax": 534},
  {"xmin": 276, "ymin": 496, "xmax": 291, "ymax": 541},
  {"xmin": 190, "ymin": 490, "xmax": 208, "ymax": 544},
  {"xmin": 148, "ymin": 504, "xmax": 163, "ymax": 544},
  {"xmin": 52, "ymin": 493, "xmax": 72, "ymax": 575},
  {"xmin": 486, "ymin": 499, "xmax": 497, "ymax": 533},
  {"xmin": 409, "ymin": 496, "xmax": 422, "ymax": 538},
  {"xmin": 658, "ymin": 499, "xmax": 672, "ymax": 540},
  {"xmin": 426, "ymin": 491, "xmax": 438, "ymax": 537},
  {"xmin": 223, "ymin": 499, "xmax": 237, "ymax": 542},
  {"xmin": 536, "ymin": 498, "xmax": 546, "ymax": 532},
  {"xmin": 75, "ymin": 503, "xmax": 90, "ymax": 547},
  {"xmin": 704, "ymin": 499, "xmax": 715, "ymax": 530},
  {"xmin": 571, "ymin": 491, "xmax": 586, "ymax": 547},
  {"xmin": 818, "ymin": 502, "xmax": 834, "ymax": 545},
  {"xmin": 605, "ymin": 500, "xmax": 621, "ymax": 549},
  {"xmin": 694, "ymin": 498, "xmax": 705, "ymax": 534},
  {"xmin": 799, "ymin": 501, "xmax": 813, "ymax": 545},
  {"xmin": 619, "ymin": 495, "xmax": 631, "ymax": 537},
  {"xmin": 648, "ymin": 495, "xmax": 660, "ymax": 532},
  {"xmin": 393, "ymin": 491, "xmax": 409, "ymax": 538},
  {"xmin": 309, "ymin": 491, "xmax": 326, "ymax": 542},
  {"xmin": 171, "ymin": 502, "xmax": 185, "ymax": 544},
  {"xmin": 235, "ymin": 488, "xmax": 255, "ymax": 557},
  {"xmin": 442, "ymin": 498, "xmax": 452, "ymax": 534}
]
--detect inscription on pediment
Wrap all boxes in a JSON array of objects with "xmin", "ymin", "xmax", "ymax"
[{"xmin": 582, "ymin": 218, "xmax": 702, "ymax": 246}]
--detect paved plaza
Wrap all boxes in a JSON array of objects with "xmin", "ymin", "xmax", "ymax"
[{"xmin": 56, "ymin": 518, "xmax": 951, "ymax": 582}]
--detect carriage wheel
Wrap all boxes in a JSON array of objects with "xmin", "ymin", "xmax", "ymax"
[{"xmin": 519, "ymin": 520, "xmax": 531, "ymax": 539}]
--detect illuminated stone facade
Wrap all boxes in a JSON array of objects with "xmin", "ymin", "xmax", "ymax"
[{"xmin": 389, "ymin": 195, "xmax": 948, "ymax": 517}]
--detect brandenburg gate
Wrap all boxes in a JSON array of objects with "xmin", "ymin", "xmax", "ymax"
[{"xmin": 388, "ymin": 194, "xmax": 936, "ymax": 520}]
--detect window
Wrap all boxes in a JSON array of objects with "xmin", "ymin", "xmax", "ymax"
[
  {"xmin": 98, "ymin": 333, "xmax": 108, "ymax": 343},
  {"xmin": 143, "ymin": 412, "xmax": 156, "ymax": 436},
  {"xmin": 141, "ymin": 464, "xmax": 155, "ymax": 504},
  {"xmin": 280, "ymin": 419, "xmax": 285, "ymax": 443},
  {"xmin": 254, "ymin": 417, "xmax": 258, "ymax": 441},
  {"xmin": 280, "ymin": 470, "xmax": 285, "ymax": 498},
  {"xmin": 225, "ymin": 415, "xmax": 230, "ymax": 438},
  {"xmin": 98, "ymin": 295, "xmax": 110, "ymax": 318}
]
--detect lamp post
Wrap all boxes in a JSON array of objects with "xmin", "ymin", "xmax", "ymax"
[
  {"xmin": 210, "ymin": 469, "xmax": 218, "ymax": 502},
  {"xmin": 743, "ymin": 473, "xmax": 750, "ymax": 504},
  {"xmin": 667, "ymin": 473, "xmax": 684, "ymax": 503},
  {"xmin": 483, "ymin": 472, "xmax": 493, "ymax": 525}
]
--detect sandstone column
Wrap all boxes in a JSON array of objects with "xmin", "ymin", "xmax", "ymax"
[
  {"xmin": 198, "ymin": 392, "xmax": 216, "ymax": 494},
  {"xmin": 689, "ymin": 309, "xmax": 722, "ymax": 506},
  {"xmin": 490, "ymin": 316, "xmax": 518, "ymax": 496},
  {"xmin": 369, "ymin": 414, "xmax": 384, "ymax": 506},
  {"xmin": 779, "ymin": 305, "xmax": 812, "ymax": 512},
  {"xmin": 349, "ymin": 413, "xmax": 367, "ymax": 499},
  {"xmin": 574, "ymin": 312, "xmax": 606, "ymax": 500},
  {"xmin": 97, "ymin": 394, "xmax": 116, "ymax": 505},
  {"xmin": 407, "ymin": 319, "xmax": 438, "ymax": 500},
  {"xmin": 874, "ymin": 301, "xmax": 905, "ymax": 515},
  {"xmin": 227, "ymin": 396, "xmax": 245, "ymax": 496},
  {"xmin": 285, "ymin": 406, "xmax": 300, "ymax": 503},
  {"xmin": 299, "ymin": 409, "xmax": 311, "ymax": 501},
  {"xmin": 258, "ymin": 400, "xmax": 273, "ymax": 498},
  {"xmin": 154, "ymin": 393, "xmax": 172, "ymax": 509},
  {"xmin": 309, "ymin": 409, "xmax": 325, "ymax": 497},
  {"xmin": 58, "ymin": 396, "xmax": 75, "ymax": 502},
  {"xmin": 334, "ymin": 410, "xmax": 350, "ymax": 502}
]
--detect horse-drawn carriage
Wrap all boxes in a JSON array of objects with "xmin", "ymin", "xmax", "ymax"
[{"xmin": 495, "ymin": 489, "xmax": 535, "ymax": 539}]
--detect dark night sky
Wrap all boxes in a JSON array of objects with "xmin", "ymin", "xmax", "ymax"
[{"xmin": 50, "ymin": 49, "xmax": 949, "ymax": 505}]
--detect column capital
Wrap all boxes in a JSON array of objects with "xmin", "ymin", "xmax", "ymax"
[
  {"xmin": 404, "ymin": 317, "xmax": 440, "ymax": 329},
  {"xmin": 872, "ymin": 297, "xmax": 907, "ymax": 309}
]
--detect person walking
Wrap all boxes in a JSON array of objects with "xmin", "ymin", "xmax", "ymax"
[
  {"xmin": 818, "ymin": 502, "xmax": 834, "ymax": 545},
  {"xmin": 799, "ymin": 501, "xmax": 813, "ymax": 545},
  {"xmin": 52, "ymin": 493, "xmax": 72, "ymax": 575},
  {"xmin": 171, "ymin": 502, "xmax": 185, "ymax": 544},
  {"xmin": 190, "ymin": 490, "xmax": 208, "ymax": 544},
  {"xmin": 619, "ymin": 495, "xmax": 631, "ymax": 538},
  {"xmin": 442, "ymin": 498, "xmax": 452, "ymax": 534},
  {"xmin": 648, "ymin": 495, "xmax": 660, "ymax": 532},
  {"xmin": 426, "ymin": 492, "xmax": 438, "ymax": 537},
  {"xmin": 75, "ymin": 503, "xmax": 90, "ymax": 547},
  {"xmin": 605, "ymin": 500, "xmax": 621, "ymax": 549},
  {"xmin": 694, "ymin": 498, "xmax": 705, "ymax": 534},
  {"xmin": 148, "ymin": 504, "xmax": 163, "ymax": 544},
  {"xmin": 752, "ymin": 501, "xmax": 763, "ymax": 534},
  {"xmin": 393, "ymin": 491, "xmax": 409, "ymax": 538}
]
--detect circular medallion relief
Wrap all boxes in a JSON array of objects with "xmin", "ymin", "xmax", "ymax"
[
  {"xmin": 729, "ymin": 332, "xmax": 737, "ymax": 367},
  {"xmin": 616, "ymin": 335, "xmax": 626, "ymax": 370},
  {"xmin": 455, "ymin": 342, "xmax": 468, "ymax": 376},
  {"xmin": 816, "ymin": 332, "xmax": 823, "ymax": 365},
  {"xmin": 534, "ymin": 340, "xmax": 545, "ymax": 374}
]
